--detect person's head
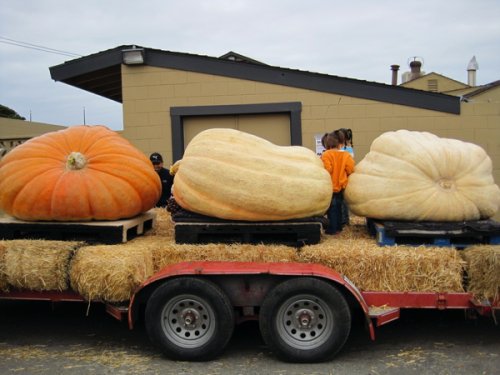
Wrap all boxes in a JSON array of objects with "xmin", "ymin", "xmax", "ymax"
[
  {"xmin": 339, "ymin": 128, "xmax": 353, "ymax": 146},
  {"xmin": 333, "ymin": 130, "xmax": 345, "ymax": 148},
  {"xmin": 150, "ymin": 152, "xmax": 163, "ymax": 171},
  {"xmin": 325, "ymin": 132, "xmax": 340, "ymax": 150},
  {"xmin": 321, "ymin": 132, "xmax": 329, "ymax": 149}
]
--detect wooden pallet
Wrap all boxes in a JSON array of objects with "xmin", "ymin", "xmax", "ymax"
[
  {"xmin": 0, "ymin": 211, "xmax": 156, "ymax": 244},
  {"xmin": 175, "ymin": 221, "xmax": 322, "ymax": 247},
  {"xmin": 367, "ymin": 218, "xmax": 500, "ymax": 248}
]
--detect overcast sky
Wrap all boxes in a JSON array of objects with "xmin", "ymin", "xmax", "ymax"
[{"xmin": 1, "ymin": 0, "xmax": 499, "ymax": 130}]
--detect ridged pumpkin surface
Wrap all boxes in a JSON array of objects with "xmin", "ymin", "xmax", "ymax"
[
  {"xmin": 172, "ymin": 128, "xmax": 332, "ymax": 221},
  {"xmin": 344, "ymin": 130, "xmax": 500, "ymax": 221},
  {"xmin": 0, "ymin": 125, "xmax": 161, "ymax": 221}
]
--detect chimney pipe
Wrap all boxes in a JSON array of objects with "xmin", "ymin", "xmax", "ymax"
[
  {"xmin": 390, "ymin": 64, "xmax": 400, "ymax": 85},
  {"xmin": 467, "ymin": 56, "xmax": 478, "ymax": 87},
  {"xmin": 409, "ymin": 60, "xmax": 422, "ymax": 80}
]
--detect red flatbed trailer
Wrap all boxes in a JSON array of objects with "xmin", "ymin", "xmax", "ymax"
[{"xmin": 0, "ymin": 261, "xmax": 497, "ymax": 362}]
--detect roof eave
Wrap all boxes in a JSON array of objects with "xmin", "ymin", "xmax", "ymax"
[{"xmin": 50, "ymin": 46, "xmax": 127, "ymax": 103}]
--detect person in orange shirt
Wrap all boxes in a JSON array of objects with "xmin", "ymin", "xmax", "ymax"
[
  {"xmin": 338, "ymin": 128, "xmax": 355, "ymax": 226},
  {"xmin": 321, "ymin": 131, "xmax": 355, "ymax": 234}
]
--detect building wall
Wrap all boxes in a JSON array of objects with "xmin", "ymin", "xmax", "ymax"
[
  {"xmin": 121, "ymin": 65, "xmax": 500, "ymax": 219},
  {"xmin": 0, "ymin": 118, "xmax": 67, "ymax": 158}
]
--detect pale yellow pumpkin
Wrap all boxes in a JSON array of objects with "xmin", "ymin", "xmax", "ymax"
[
  {"xmin": 172, "ymin": 128, "xmax": 332, "ymax": 221},
  {"xmin": 345, "ymin": 130, "xmax": 500, "ymax": 221}
]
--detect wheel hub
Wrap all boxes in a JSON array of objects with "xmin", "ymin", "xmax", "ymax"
[
  {"xmin": 181, "ymin": 308, "xmax": 200, "ymax": 328},
  {"xmin": 296, "ymin": 309, "xmax": 316, "ymax": 328}
]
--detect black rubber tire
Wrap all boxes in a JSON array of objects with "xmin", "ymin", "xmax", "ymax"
[
  {"xmin": 259, "ymin": 277, "xmax": 351, "ymax": 363},
  {"xmin": 145, "ymin": 277, "xmax": 234, "ymax": 361}
]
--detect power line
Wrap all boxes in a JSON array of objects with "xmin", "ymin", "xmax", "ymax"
[
  {"xmin": 0, "ymin": 39, "xmax": 80, "ymax": 57},
  {"xmin": 0, "ymin": 36, "xmax": 82, "ymax": 57}
]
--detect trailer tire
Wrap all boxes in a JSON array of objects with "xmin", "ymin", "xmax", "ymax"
[
  {"xmin": 259, "ymin": 277, "xmax": 351, "ymax": 362},
  {"xmin": 145, "ymin": 277, "xmax": 234, "ymax": 361}
]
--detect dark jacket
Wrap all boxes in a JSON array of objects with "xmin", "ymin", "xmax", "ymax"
[{"xmin": 156, "ymin": 167, "xmax": 174, "ymax": 207}]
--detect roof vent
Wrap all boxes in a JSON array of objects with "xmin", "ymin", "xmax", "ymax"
[
  {"xmin": 219, "ymin": 51, "xmax": 267, "ymax": 65},
  {"xmin": 467, "ymin": 56, "xmax": 479, "ymax": 87},
  {"xmin": 401, "ymin": 57, "xmax": 425, "ymax": 83},
  {"xmin": 390, "ymin": 65, "xmax": 400, "ymax": 85}
]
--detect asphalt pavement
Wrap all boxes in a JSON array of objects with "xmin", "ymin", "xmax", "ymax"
[{"xmin": 0, "ymin": 300, "xmax": 498, "ymax": 374}]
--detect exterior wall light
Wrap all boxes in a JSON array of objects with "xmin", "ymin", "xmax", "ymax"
[{"xmin": 122, "ymin": 48, "xmax": 145, "ymax": 65}]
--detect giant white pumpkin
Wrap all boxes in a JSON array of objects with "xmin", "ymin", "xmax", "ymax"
[
  {"xmin": 344, "ymin": 130, "xmax": 500, "ymax": 221},
  {"xmin": 172, "ymin": 128, "xmax": 332, "ymax": 221}
]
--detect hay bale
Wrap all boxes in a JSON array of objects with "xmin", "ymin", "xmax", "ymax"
[
  {"xmin": 0, "ymin": 242, "xmax": 8, "ymax": 291},
  {"xmin": 299, "ymin": 237, "xmax": 465, "ymax": 292},
  {"xmin": 462, "ymin": 245, "xmax": 500, "ymax": 301},
  {"xmin": 2, "ymin": 240, "xmax": 82, "ymax": 291},
  {"xmin": 70, "ymin": 242, "xmax": 156, "ymax": 302},
  {"xmin": 153, "ymin": 242, "xmax": 298, "ymax": 272},
  {"xmin": 146, "ymin": 207, "xmax": 174, "ymax": 239}
]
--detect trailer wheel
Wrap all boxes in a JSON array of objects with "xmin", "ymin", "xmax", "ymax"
[
  {"xmin": 259, "ymin": 277, "xmax": 351, "ymax": 362},
  {"xmin": 145, "ymin": 277, "xmax": 234, "ymax": 361}
]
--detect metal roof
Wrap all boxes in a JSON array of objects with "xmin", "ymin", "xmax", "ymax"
[
  {"xmin": 49, "ymin": 45, "xmax": 460, "ymax": 114},
  {"xmin": 463, "ymin": 80, "xmax": 500, "ymax": 98}
]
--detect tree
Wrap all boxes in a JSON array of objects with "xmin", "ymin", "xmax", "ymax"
[{"xmin": 0, "ymin": 104, "xmax": 26, "ymax": 120}]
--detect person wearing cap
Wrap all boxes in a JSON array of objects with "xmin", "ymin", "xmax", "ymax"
[{"xmin": 150, "ymin": 152, "xmax": 174, "ymax": 207}]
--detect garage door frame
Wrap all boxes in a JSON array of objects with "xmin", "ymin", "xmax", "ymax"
[{"xmin": 170, "ymin": 102, "xmax": 302, "ymax": 162}]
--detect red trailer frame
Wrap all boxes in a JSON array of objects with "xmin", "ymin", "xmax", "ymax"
[{"xmin": 1, "ymin": 261, "xmax": 497, "ymax": 333}]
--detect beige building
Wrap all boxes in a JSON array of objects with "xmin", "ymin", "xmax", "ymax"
[{"xmin": 0, "ymin": 117, "xmax": 66, "ymax": 158}]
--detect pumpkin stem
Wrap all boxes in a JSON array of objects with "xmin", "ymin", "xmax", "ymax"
[
  {"xmin": 170, "ymin": 160, "xmax": 182, "ymax": 176},
  {"xmin": 438, "ymin": 179, "xmax": 455, "ymax": 190},
  {"xmin": 66, "ymin": 152, "xmax": 87, "ymax": 170}
]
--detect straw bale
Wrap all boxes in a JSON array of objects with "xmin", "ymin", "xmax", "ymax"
[
  {"xmin": 145, "ymin": 207, "xmax": 175, "ymax": 239},
  {"xmin": 348, "ymin": 214, "xmax": 369, "ymax": 230},
  {"xmin": 298, "ymin": 225, "xmax": 465, "ymax": 293},
  {"xmin": 153, "ymin": 242, "xmax": 298, "ymax": 272},
  {"xmin": 70, "ymin": 242, "xmax": 156, "ymax": 302},
  {"xmin": 462, "ymin": 245, "xmax": 500, "ymax": 301},
  {"xmin": 2, "ymin": 240, "xmax": 83, "ymax": 291},
  {"xmin": 65, "ymin": 208, "xmax": 172, "ymax": 302},
  {"xmin": 0, "ymin": 242, "xmax": 8, "ymax": 291}
]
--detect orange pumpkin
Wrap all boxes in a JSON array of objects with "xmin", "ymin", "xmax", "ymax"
[{"xmin": 0, "ymin": 125, "xmax": 161, "ymax": 221}]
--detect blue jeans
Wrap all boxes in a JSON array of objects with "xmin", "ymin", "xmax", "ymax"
[{"xmin": 326, "ymin": 191, "xmax": 344, "ymax": 234}]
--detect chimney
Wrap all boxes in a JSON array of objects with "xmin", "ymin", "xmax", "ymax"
[
  {"xmin": 390, "ymin": 65, "xmax": 400, "ymax": 85},
  {"xmin": 409, "ymin": 60, "xmax": 422, "ymax": 80},
  {"xmin": 467, "ymin": 56, "xmax": 479, "ymax": 87}
]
